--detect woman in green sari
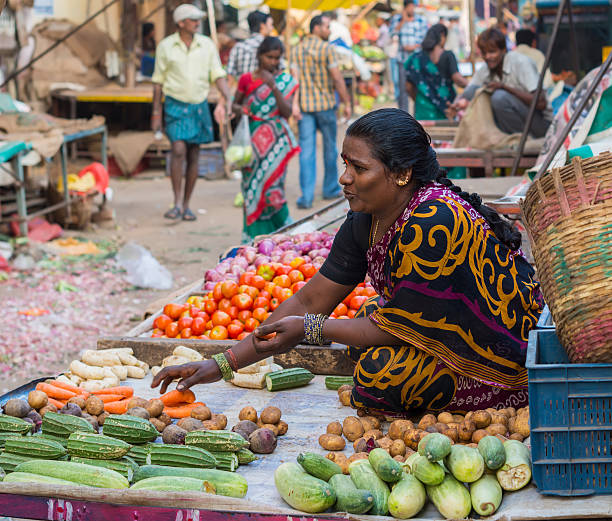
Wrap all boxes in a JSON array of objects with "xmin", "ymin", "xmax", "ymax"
[
  {"xmin": 233, "ymin": 37, "xmax": 299, "ymax": 242},
  {"xmin": 405, "ymin": 24, "xmax": 468, "ymax": 120}
]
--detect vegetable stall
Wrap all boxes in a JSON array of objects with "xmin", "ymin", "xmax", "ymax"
[{"xmin": 0, "ymin": 157, "xmax": 611, "ymax": 521}]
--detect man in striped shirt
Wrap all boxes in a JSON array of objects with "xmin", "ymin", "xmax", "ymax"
[
  {"xmin": 226, "ymin": 11, "xmax": 274, "ymax": 82},
  {"xmin": 290, "ymin": 15, "xmax": 351, "ymax": 209}
]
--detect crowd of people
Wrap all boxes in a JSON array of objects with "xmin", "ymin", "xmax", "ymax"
[{"xmin": 149, "ymin": 2, "xmax": 578, "ymax": 239}]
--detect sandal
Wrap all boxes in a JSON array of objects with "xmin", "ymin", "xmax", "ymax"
[
  {"xmin": 182, "ymin": 208, "xmax": 197, "ymax": 221},
  {"xmin": 164, "ymin": 206, "xmax": 181, "ymax": 220}
]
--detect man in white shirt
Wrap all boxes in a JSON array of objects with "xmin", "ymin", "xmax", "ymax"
[
  {"xmin": 448, "ymin": 27, "xmax": 551, "ymax": 137},
  {"xmin": 515, "ymin": 29, "xmax": 553, "ymax": 89}
]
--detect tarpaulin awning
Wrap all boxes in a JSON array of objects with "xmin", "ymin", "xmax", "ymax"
[{"xmin": 264, "ymin": 0, "xmax": 371, "ymax": 11}]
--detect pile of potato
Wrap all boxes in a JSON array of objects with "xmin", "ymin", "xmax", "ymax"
[
  {"xmin": 160, "ymin": 404, "xmax": 229, "ymax": 444},
  {"xmin": 231, "ymin": 406, "xmax": 288, "ymax": 454},
  {"xmin": 64, "ymin": 348, "xmax": 149, "ymax": 391}
]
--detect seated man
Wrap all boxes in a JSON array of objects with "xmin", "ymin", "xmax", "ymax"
[{"xmin": 448, "ymin": 27, "xmax": 552, "ymax": 137}]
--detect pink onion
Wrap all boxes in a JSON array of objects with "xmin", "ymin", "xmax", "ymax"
[
  {"xmin": 216, "ymin": 261, "xmax": 230, "ymax": 275},
  {"xmin": 230, "ymin": 265, "xmax": 243, "ymax": 276},
  {"xmin": 231, "ymin": 256, "xmax": 248, "ymax": 270},
  {"xmin": 205, "ymin": 269, "xmax": 223, "ymax": 282},
  {"xmin": 257, "ymin": 239, "xmax": 275, "ymax": 255},
  {"xmin": 318, "ymin": 247, "xmax": 330, "ymax": 257},
  {"xmin": 312, "ymin": 256, "xmax": 326, "ymax": 267},
  {"xmin": 281, "ymin": 251, "xmax": 297, "ymax": 265},
  {"xmin": 295, "ymin": 241, "xmax": 312, "ymax": 254},
  {"xmin": 278, "ymin": 241, "xmax": 294, "ymax": 251},
  {"xmin": 204, "ymin": 281, "xmax": 217, "ymax": 291},
  {"xmin": 241, "ymin": 246, "xmax": 257, "ymax": 263},
  {"xmin": 253, "ymin": 256, "xmax": 270, "ymax": 268}
]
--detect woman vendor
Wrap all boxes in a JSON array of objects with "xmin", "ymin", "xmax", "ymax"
[{"xmin": 152, "ymin": 109, "xmax": 543, "ymax": 414}]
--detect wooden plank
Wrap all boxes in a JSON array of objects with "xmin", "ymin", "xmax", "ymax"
[{"xmin": 97, "ymin": 337, "xmax": 355, "ymax": 375}]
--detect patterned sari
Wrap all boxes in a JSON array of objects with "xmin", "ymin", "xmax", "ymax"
[
  {"xmin": 238, "ymin": 71, "xmax": 299, "ymax": 241},
  {"xmin": 348, "ymin": 182, "xmax": 543, "ymax": 414}
]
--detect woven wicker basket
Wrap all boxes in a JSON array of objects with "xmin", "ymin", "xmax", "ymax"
[{"xmin": 521, "ymin": 152, "xmax": 612, "ymax": 363}]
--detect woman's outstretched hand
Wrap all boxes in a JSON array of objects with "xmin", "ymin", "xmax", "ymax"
[
  {"xmin": 252, "ymin": 316, "xmax": 305, "ymax": 354},
  {"xmin": 151, "ymin": 360, "xmax": 221, "ymax": 394}
]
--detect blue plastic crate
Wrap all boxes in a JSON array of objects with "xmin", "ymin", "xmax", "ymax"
[
  {"xmin": 536, "ymin": 305, "xmax": 555, "ymax": 329},
  {"xmin": 526, "ymin": 329, "xmax": 612, "ymax": 496}
]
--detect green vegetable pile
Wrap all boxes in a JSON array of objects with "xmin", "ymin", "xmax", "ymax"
[{"xmin": 275, "ymin": 433, "xmax": 532, "ymax": 519}]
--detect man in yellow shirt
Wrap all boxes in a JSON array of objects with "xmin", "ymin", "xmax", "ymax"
[{"xmin": 152, "ymin": 4, "xmax": 232, "ymax": 221}]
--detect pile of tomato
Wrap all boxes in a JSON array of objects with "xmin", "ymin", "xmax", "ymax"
[{"xmin": 151, "ymin": 257, "xmax": 378, "ymax": 341}]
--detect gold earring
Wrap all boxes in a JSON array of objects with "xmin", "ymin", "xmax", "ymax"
[{"xmin": 397, "ymin": 178, "xmax": 408, "ymax": 186}]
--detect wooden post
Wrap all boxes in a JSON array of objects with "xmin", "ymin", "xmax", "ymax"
[
  {"xmin": 468, "ymin": 0, "xmax": 476, "ymax": 69},
  {"xmin": 353, "ymin": 0, "xmax": 378, "ymax": 23},
  {"xmin": 121, "ymin": 0, "xmax": 139, "ymax": 88},
  {"xmin": 285, "ymin": 0, "xmax": 292, "ymax": 68},
  {"xmin": 205, "ymin": 0, "xmax": 218, "ymax": 46}
]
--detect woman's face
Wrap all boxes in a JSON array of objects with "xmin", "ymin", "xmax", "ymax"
[
  {"xmin": 259, "ymin": 49, "xmax": 282, "ymax": 72},
  {"xmin": 340, "ymin": 136, "xmax": 406, "ymax": 215}
]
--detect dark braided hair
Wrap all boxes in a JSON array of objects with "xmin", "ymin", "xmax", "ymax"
[{"xmin": 346, "ymin": 108, "xmax": 521, "ymax": 251}]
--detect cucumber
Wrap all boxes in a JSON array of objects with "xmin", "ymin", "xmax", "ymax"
[
  {"xmin": 70, "ymin": 456, "xmax": 138, "ymax": 482},
  {"xmin": 426, "ymin": 473, "xmax": 471, "ymax": 520},
  {"xmin": 496, "ymin": 440, "xmax": 531, "ymax": 491},
  {"xmin": 133, "ymin": 465, "xmax": 247, "ymax": 498},
  {"xmin": 14, "ymin": 460, "xmax": 129, "ymax": 489},
  {"xmin": 0, "ymin": 453, "xmax": 33, "ymax": 473},
  {"xmin": 348, "ymin": 459, "xmax": 389, "ymax": 515},
  {"xmin": 368, "ymin": 447, "xmax": 403, "ymax": 482},
  {"xmin": 470, "ymin": 473, "xmax": 503, "ymax": 516},
  {"xmin": 3, "ymin": 472, "xmax": 76, "ymax": 486},
  {"xmin": 478, "ymin": 436, "xmax": 506, "ymax": 470},
  {"xmin": 324, "ymin": 376, "xmax": 354, "ymax": 390},
  {"xmin": 418, "ymin": 433, "xmax": 451, "ymax": 462},
  {"xmin": 130, "ymin": 476, "xmax": 211, "ymax": 492},
  {"xmin": 298, "ymin": 452, "xmax": 342, "ymax": 481},
  {"xmin": 387, "ymin": 474, "xmax": 427, "ymax": 519},
  {"xmin": 274, "ymin": 462, "xmax": 336, "ymax": 513},
  {"xmin": 445, "ymin": 444, "xmax": 485, "ymax": 483},
  {"xmin": 329, "ymin": 473, "xmax": 373, "ymax": 514},
  {"xmin": 403, "ymin": 451, "xmax": 420, "ymax": 473},
  {"xmin": 412, "ymin": 455, "xmax": 444, "ymax": 486},
  {"xmin": 266, "ymin": 368, "xmax": 314, "ymax": 391},
  {"xmin": 236, "ymin": 448, "xmax": 257, "ymax": 465}
]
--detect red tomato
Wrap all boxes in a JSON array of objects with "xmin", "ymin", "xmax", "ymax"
[
  {"xmin": 350, "ymin": 295, "xmax": 368, "ymax": 310},
  {"xmin": 212, "ymin": 311, "xmax": 231, "ymax": 327},
  {"xmin": 177, "ymin": 316, "xmax": 193, "ymax": 331},
  {"xmin": 257, "ymin": 264, "xmax": 276, "ymax": 281},
  {"xmin": 212, "ymin": 283, "xmax": 224, "ymax": 301},
  {"xmin": 203, "ymin": 330, "xmax": 211, "ymax": 338},
  {"xmin": 237, "ymin": 310, "xmax": 252, "ymax": 323},
  {"xmin": 236, "ymin": 332, "xmax": 249, "ymax": 341},
  {"xmin": 269, "ymin": 297, "xmax": 280, "ymax": 311},
  {"xmin": 227, "ymin": 323, "xmax": 244, "ymax": 339},
  {"xmin": 343, "ymin": 290, "xmax": 358, "ymax": 307},
  {"xmin": 275, "ymin": 265, "xmax": 292, "ymax": 276},
  {"xmin": 191, "ymin": 317, "xmax": 206, "ymax": 335},
  {"xmin": 334, "ymin": 303, "xmax": 348, "ymax": 317},
  {"xmin": 221, "ymin": 281, "xmax": 239, "ymax": 299},
  {"xmin": 151, "ymin": 331, "xmax": 164, "ymax": 338},
  {"xmin": 264, "ymin": 282, "xmax": 277, "ymax": 295},
  {"xmin": 250, "ymin": 275, "xmax": 266, "ymax": 290},
  {"xmin": 291, "ymin": 281, "xmax": 306, "ymax": 293},
  {"xmin": 288, "ymin": 269, "xmax": 305, "ymax": 283},
  {"xmin": 164, "ymin": 303, "xmax": 186, "ymax": 320},
  {"xmin": 231, "ymin": 293, "xmax": 253, "ymax": 310},
  {"xmin": 273, "ymin": 274, "xmax": 291, "ymax": 288},
  {"xmin": 289, "ymin": 256, "xmax": 306, "ymax": 269},
  {"xmin": 165, "ymin": 322, "xmax": 179, "ymax": 338},
  {"xmin": 180, "ymin": 328, "xmax": 192, "ymax": 338},
  {"xmin": 218, "ymin": 298, "xmax": 232, "ymax": 313},
  {"xmin": 210, "ymin": 325, "xmax": 229, "ymax": 340},
  {"xmin": 252, "ymin": 307, "xmax": 268, "ymax": 322},
  {"xmin": 243, "ymin": 317, "xmax": 260, "ymax": 332},
  {"xmin": 299, "ymin": 263, "xmax": 317, "ymax": 278},
  {"xmin": 253, "ymin": 297, "xmax": 269, "ymax": 310},
  {"xmin": 154, "ymin": 314, "xmax": 172, "ymax": 330},
  {"xmin": 179, "ymin": 309, "xmax": 191, "ymax": 319},
  {"xmin": 239, "ymin": 272, "xmax": 255, "ymax": 286},
  {"xmin": 197, "ymin": 311, "xmax": 210, "ymax": 322},
  {"xmin": 228, "ymin": 306, "xmax": 239, "ymax": 319},
  {"xmin": 347, "ymin": 309, "xmax": 357, "ymax": 318},
  {"xmin": 363, "ymin": 286, "xmax": 377, "ymax": 297},
  {"xmin": 278, "ymin": 288, "xmax": 293, "ymax": 302},
  {"xmin": 189, "ymin": 306, "xmax": 201, "ymax": 318},
  {"xmin": 204, "ymin": 299, "xmax": 217, "ymax": 314},
  {"xmin": 206, "ymin": 320, "xmax": 214, "ymax": 330},
  {"xmin": 259, "ymin": 290, "xmax": 272, "ymax": 300},
  {"xmin": 231, "ymin": 319, "xmax": 244, "ymax": 327},
  {"xmin": 238, "ymin": 285, "xmax": 259, "ymax": 300}
]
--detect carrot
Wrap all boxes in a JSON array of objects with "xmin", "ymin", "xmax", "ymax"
[
  {"xmin": 47, "ymin": 397, "xmax": 67, "ymax": 409},
  {"xmin": 36, "ymin": 383, "xmax": 77, "ymax": 401},
  {"xmin": 97, "ymin": 394, "xmax": 124, "ymax": 404},
  {"xmin": 104, "ymin": 399, "xmax": 130, "ymax": 414},
  {"xmin": 47, "ymin": 380, "xmax": 81, "ymax": 393},
  {"xmin": 160, "ymin": 389, "xmax": 196, "ymax": 407},
  {"xmin": 92, "ymin": 386, "xmax": 134, "ymax": 398},
  {"xmin": 163, "ymin": 402, "xmax": 204, "ymax": 419}
]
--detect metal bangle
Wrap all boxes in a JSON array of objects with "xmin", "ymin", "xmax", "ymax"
[
  {"xmin": 212, "ymin": 352, "xmax": 234, "ymax": 381},
  {"xmin": 304, "ymin": 313, "xmax": 328, "ymax": 346}
]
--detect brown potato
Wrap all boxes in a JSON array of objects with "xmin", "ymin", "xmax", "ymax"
[
  {"xmin": 277, "ymin": 420, "xmax": 288, "ymax": 436},
  {"xmin": 388, "ymin": 420, "xmax": 413, "ymax": 440},
  {"xmin": 486, "ymin": 408, "xmax": 497, "ymax": 415},
  {"xmin": 127, "ymin": 397, "xmax": 148, "ymax": 410},
  {"xmin": 457, "ymin": 420, "xmax": 475, "ymax": 442},
  {"xmin": 327, "ymin": 421, "xmax": 343, "ymax": 435},
  {"xmin": 177, "ymin": 417, "xmax": 204, "ymax": 432},
  {"xmin": 162, "ymin": 424, "xmax": 187, "ymax": 444},
  {"xmin": 517, "ymin": 407, "xmax": 528, "ymax": 416},
  {"xmin": 356, "ymin": 408, "xmax": 367, "ymax": 417},
  {"xmin": 471, "ymin": 429, "xmax": 488, "ymax": 443},
  {"xmin": 508, "ymin": 416, "xmax": 516, "ymax": 433},
  {"xmin": 403, "ymin": 429, "xmax": 422, "ymax": 450},
  {"xmin": 486, "ymin": 424, "xmax": 508, "ymax": 437},
  {"xmin": 365, "ymin": 416, "xmax": 381, "ymax": 430},
  {"xmin": 212, "ymin": 414, "xmax": 228, "ymax": 430},
  {"xmin": 342, "ymin": 416, "xmax": 364, "ymax": 442},
  {"xmin": 425, "ymin": 425, "xmax": 439, "ymax": 434},
  {"xmin": 447, "ymin": 422, "xmax": 460, "ymax": 430},
  {"xmin": 28, "ymin": 391, "xmax": 48, "ymax": 410},
  {"xmin": 390, "ymin": 439, "xmax": 406, "ymax": 457},
  {"xmin": 85, "ymin": 396, "xmax": 105, "ymax": 416},
  {"xmin": 472, "ymin": 411, "xmax": 492, "ymax": 429},
  {"xmin": 150, "ymin": 418, "xmax": 166, "ymax": 433},
  {"xmin": 67, "ymin": 396, "xmax": 86, "ymax": 410},
  {"xmin": 127, "ymin": 407, "xmax": 150, "ymax": 420},
  {"xmin": 339, "ymin": 390, "xmax": 352, "ymax": 406},
  {"xmin": 490, "ymin": 413, "xmax": 508, "ymax": 428},
  {"xmin": 513, "ymin": 415, "xmax": 530, "ymax": 438},
  {"xmin": 327, "ymin": 452, "xmax": 349, "ymax": 474},
  {"xmin": 337, "ymin": 384, "xmax": 353, "ymax": 395},
  {"xmin": 464, "ymin": 411, "xmax": 474, "ymax": 422},
  {"xmin": 319, "ymin": 433, "xmax": 346, "ymax": 451},
  {"xmin": 191, "ymin": 405, "xmax": 212, "ymax": 421},
  {"xmin": 437, "ymin": 412, "xmax": 454, "ymax": 424},
  {"xmin": 260, "ymin": 406, "xmax": 281, "ymax": 425},
  {"xmin": 393, "ymin": 455, "xmax": 405, "ymax": 463},
  {"xmin": 509, "ymin": 433, "xmax": 524, "ymax": 442},
  {"xmin": 238, "ymin": 406, "xmax": 257, "ymax": 423},
  {"xmin": 201, "ymin": 420, "xmax": 220, "ymax": 430},
  {"xmin": 506, "ymin": 407, "xmax": 517, "ymax": 417},
  {"xmin": 353, "ymin": 438, "xmax": 368, "ymax": 453},
  {"xmin": 377, "ymin": 437, "xmax": 393, "ymax": 451},
  {"xmin": 146, "ymin": 399, "xmax": 164, "ymax": 418},
  {"xmin": 444, "ymin": 427, "xmax": 458, "ymax": 443},
  {"xmin": 452, "ymin": 415, "xmax": 465, "ymax": 423},
  {"xmin": 348, "ymin": 453, "xmax": 369, "ymax": 464},
  {"xmin": 158, "ymin": 412, "xmax": 172, "ymax": 426},
  {"xmin": 416, "ymin": 431, "xmax": 429, "ymax": 443},
  {"xmin": 262, "ymin": 423, "xmax": 279, "ymax": 436},
  {"xmin": 97, "ymin": 412, "xmax": 109, "ymax": 425},
  {"xmin": 358, "ymin": 417, "xmax": 376, "ymax": 432},
  {"xmin": 363, "ymin": 429, "xmax": 383, "ymax": 440},
  {"xmin": 434, "ymin": 422, "xmax": 449, "ymax": 433},
  {"xmin": 418, "ymin": 414, "xmax": 437, "ymax": 430}
]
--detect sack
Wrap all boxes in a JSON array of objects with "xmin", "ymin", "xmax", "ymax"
[{"xmin": 224, "ymin": 114, "xmax": 253, "ymax": 169}]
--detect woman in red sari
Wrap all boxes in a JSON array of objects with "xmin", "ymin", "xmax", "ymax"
[{"xmin": 233, "ymin": 37, "xmax": 299, "ymax": 242}]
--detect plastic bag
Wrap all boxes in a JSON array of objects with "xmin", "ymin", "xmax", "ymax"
[
  {"xmin": 224, "ymin": 114, "xmax": 253, "ymax": 169},
  {"xmin": 116, "ymin": 242, "xmax": 173, "ymax": 290}
]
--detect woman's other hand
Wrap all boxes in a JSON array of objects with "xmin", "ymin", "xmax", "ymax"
[
  {"xmin": 252, "ymin": 316, "xmax": 305, "ymax": 353},
  {"xmin": 151, "ymin": 360, "xmax": 221, "ymax": 393},
  {"xmin": 260, "ymin": 69, "xmax": 276, "ymax": 89}
]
